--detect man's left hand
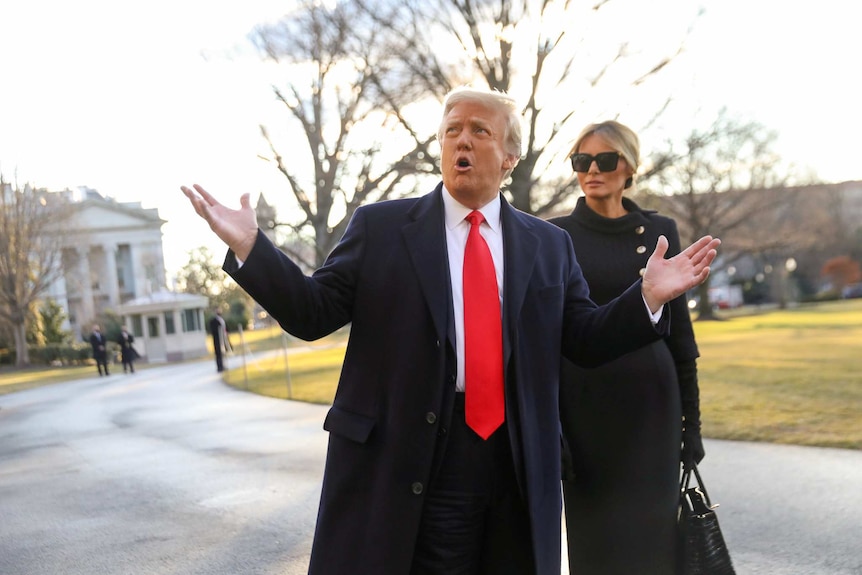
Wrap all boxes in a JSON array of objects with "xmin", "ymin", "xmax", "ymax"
[{"xmin": 642, "ymin": 235, "xmax": 720, "ymax": 313}]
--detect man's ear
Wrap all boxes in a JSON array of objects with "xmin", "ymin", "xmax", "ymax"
[{"xmin": 503, "ymin": 154, "xmax": 518, "ymax": 170}]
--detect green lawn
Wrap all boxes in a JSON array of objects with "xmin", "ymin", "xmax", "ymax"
[
  {"xmin": 693, "ymin": 299, "xmax": 862, "ymax": 449},
  {"xmin": 224, "ymin": 345, "xmax": 346, "ymax": 404},
  {"xmin": 2, "ymin": 302, "xmax": 860, "ymax": 450}
]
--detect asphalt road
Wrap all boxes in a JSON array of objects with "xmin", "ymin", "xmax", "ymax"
[{"xmin": 1, "ymin": 359, "xmax": 860, "ymax": 574}]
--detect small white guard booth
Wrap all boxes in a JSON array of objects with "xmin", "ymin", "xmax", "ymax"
[{"xmin": 118, "ymin": 291, "xmax": 210, "ymax": 363}]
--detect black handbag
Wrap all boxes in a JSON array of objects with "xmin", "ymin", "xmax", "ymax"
[{"xmin": 678, "ymin": 461, "xmax": 736, "ymax": 575}]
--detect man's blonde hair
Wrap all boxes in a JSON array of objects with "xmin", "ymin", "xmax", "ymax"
[{"xmin": 438, "ymin": 86, "xmax": 523, "ymax": 179}]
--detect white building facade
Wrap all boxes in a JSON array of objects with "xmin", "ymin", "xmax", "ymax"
[
  {"xmin": 44, "ymin": 188, "xmax": 167, "ymax": 338},
  {"xmin": 43, "ymin": 188, "xmax": 208, "ymax": 360}
]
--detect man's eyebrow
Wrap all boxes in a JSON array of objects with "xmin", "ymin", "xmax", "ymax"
[{"xmin": 469, "ymin": 118, "xmax": 492, "ymax": 130}]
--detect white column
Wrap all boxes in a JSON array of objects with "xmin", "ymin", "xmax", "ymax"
[
  {"xmin": 131, "ymin": 244, "xmax": 147, "ymax": 298},
  {"xmin": 77, "ymin": 247, "xmax": 95, "ymax": 323},
  {"xmin": 154, "ymin": 240, "xmax": 167, "ymax": 291},
  {"xmin": 104, "ymin": 244, "xmax": 120, "ymax": 307}
]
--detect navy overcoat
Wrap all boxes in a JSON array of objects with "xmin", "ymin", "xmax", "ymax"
[{"xmin": 226, "ymin": 184, "xmax": 666, "ymax": 575}]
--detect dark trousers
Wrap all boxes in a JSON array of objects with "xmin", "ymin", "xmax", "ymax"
[
  {"xmin": 95, "ymin": 356, "xmax": 109, "ymax": 376},
  {"xmin": 213, "ymin": 337, "xmax": 224, "ymax": 372},
  {"xmin": 410, "ymin": 394, "xmax": 535, "ymax": 575}
]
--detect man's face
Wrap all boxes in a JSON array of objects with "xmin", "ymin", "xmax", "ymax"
[{"xmin": 440, "ymin": 100, "xmax": 516, "ymax": 209}]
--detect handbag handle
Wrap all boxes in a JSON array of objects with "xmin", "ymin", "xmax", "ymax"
[{"xmin": 681, "ymin": 461, "xmax": 717, "ymax": 513}]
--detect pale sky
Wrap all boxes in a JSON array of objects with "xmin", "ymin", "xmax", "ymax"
[{"xmin": 1, "ymin": 0, "xmax": 859, "ymax": 279}]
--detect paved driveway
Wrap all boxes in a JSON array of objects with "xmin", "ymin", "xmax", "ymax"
[{"xmin": 1, "ymin": 359, "xmax": 860, "ymax": 574}]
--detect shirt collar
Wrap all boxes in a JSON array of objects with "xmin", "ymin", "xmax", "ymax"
[{"xmin": 441, "ymin": 185, "xmax": 502, "ymax": 233}]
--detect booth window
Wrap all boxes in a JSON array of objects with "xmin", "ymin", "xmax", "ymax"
[{"xmin": 164, "ymin": 311, "xmax": 176, "ymax": 334}]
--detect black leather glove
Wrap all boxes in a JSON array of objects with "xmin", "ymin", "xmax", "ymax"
[
  {"xmin": 682, "ymin": 427, "xmax": 705, "ymax": 469},
  {"xmin": 677, "ymin": 359, "xmax": 705, "ymax": 468}
]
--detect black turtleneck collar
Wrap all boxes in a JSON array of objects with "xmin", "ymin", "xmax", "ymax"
[{"xmin": 571, "ymin": 196, "xmax": 657, "ymax": 234}]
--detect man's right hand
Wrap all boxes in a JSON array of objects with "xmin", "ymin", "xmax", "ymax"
[{"xmin": 180, "ymin": 184, "xmax": 258, "ymax": 261}]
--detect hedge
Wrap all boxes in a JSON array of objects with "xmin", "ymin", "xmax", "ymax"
[{"xmin": 0, "ymin": 342, "xmax": 120, "ymax": 367}]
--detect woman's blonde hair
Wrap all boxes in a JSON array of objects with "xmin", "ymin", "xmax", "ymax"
[{"xmin": 568, "ymin": 120, "xmax": 640, "ymax": 188}]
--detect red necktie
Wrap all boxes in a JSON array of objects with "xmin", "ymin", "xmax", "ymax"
[{"xmin": 463, "ymin": 210, "xmax": 505, "ymax": 439}]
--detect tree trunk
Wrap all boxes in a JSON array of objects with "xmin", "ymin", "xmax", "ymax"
[
  {"xmin": 695, "ymin": 281, "xmax": 716, "ymax": 321},
  {"xmin": 13, "ymin": 321, "xmax": 30, "ymax": 367}
]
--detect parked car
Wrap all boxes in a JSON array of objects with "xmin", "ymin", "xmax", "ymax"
[{"xmin": 841, "ymin": 283, "xmax": 862, "ymax": 299}]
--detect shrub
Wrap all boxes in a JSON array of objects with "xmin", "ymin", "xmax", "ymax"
[{"xmin": 26, "ymin": 343, "xmax": 95, "ymax": 366}]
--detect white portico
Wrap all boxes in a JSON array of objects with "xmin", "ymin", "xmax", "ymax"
[{"xmin": 43, "ymin": 187, "xmax": 168, "ymax": 340}]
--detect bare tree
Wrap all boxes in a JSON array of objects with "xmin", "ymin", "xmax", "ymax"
[
  {"xmin": 0, "ymin": 175, "xmax": 69, "ymax": 366},
  {"xmin": 251, "ymin": 0, "xmax": 699, "ymax": 267},
  {"xmin": 746, "ymin": 181, "xmax": 862, "ymax": 301},
  {"xmin": 252, "ymin": 0, "xmax": 438, "ymax": 269},
  {"xmin": 175, "ymin": 246, "xmax": 255, "ymax": 328},
  {"xmin": 635, "ymin": 110, "xmax": 814, "ymax": 318},
  {"xmin": 375, "ymin": 0, "xmax": 699, "ymax": 215},
  {"xmin": 175, "ymin": 247, "xmax": 226, "ymax": 296}
]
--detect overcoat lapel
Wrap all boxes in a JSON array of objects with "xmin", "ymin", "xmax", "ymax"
[
  {"xmin": 497, "ymin": 198, "xmax": 540, "ymax": 495},
  {"xmin": 500, "ymin": 199, "xmax": 539, "ymax": 363},
  {"xmin": 402, "ymin": 185, "xmax": 452, "ymax": 347}
]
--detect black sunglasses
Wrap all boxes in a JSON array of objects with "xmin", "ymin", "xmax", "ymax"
[{"xmin": 570, "ymin": 151, "xmax": 621, "ymax": 173}]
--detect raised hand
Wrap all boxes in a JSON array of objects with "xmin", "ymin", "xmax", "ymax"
[
  {"xmin": 180, "ymin": 184, "xmax": 258, "ymax": 261},
  {"xmin": 641, "ymin": 235, "xmax": 720, "ymax": 313}
]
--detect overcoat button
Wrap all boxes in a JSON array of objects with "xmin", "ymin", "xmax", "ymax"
[
  {"xmin": 411, "ymin": 482, "xmax": 424, "ymax": 495},
  {"xmin": 425, "ymin": 412, "xmax": 437, "ymax": 424},
  {"xmin": 639, "ymin": 268, "xmax": 646, "ymax": 277},
  {"xmin": 636, "ymin": 245, "xmax": 647, "ymax": 254},
  {"xmin": 635, "ymin": 226, "xmax": 645, "ymax": 234}
]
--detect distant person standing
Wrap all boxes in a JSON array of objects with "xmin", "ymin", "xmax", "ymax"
[
  {"xmin": 209, "ymin": 310, "xmax": 230, "ymax": 372},
  {"xmin": 89, "ymin": 324, "xmax": 110, "ymax": 376},
  {"xmin": 117, "ymin": 326, "xmax": 137, "ymax": 374}
]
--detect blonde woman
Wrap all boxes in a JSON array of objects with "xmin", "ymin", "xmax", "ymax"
[{"xmin": 550, "ymin": 121, "xmax": 704, "ymax": 574}]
